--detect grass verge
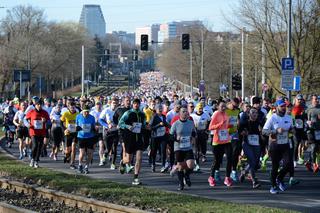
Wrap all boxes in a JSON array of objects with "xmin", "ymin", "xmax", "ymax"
[{"xmin": 0, "ymin": 152, "xmax": 294, "ymax": 213}]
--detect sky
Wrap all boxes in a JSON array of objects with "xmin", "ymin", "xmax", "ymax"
[{"xmin": 0, "ymin": 0, "xmax": 239, "ymax": 33}]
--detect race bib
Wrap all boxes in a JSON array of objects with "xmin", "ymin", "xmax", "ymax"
[
  {"xmin": 314, "ymin": 130, "xmax": 320, "ymax": 140},
  {"xmin": 229, "ymin": 116, "xmax": 237, "ymax": 126},
  {"xmin": 68, "ymin": 124, "xmax": 76, "ymax": 133},
  {"xmin": 9, "ymin": 125, "xmax": 16, "ymax": 132},
  {"xmin": 33, "ymin": 120, "xmax": 43, "ymax": 130},
  {"xmin": 248, "ymin": 134, "xmax": 259, "ymax": 146},
  {"xmin": 132, "ymin": 122, "xmax": 142, "ymax": 133},
  {"xmin": 54, "ymin": 121, "xmax": 61, "ymax": 127},
  {"xmin": 81, "ymin": 124, "xmax": 92, "ymax": 133},
  {"xmin": 179, "ymin": 136, "xmax": 191, "ymax": 149},
  {"xmin": 197, "ymin": 121, "xmax": 206, "ymax": 130},
  {"xmin": 218, "ymin": 129, "xmax": 228, "ymax": 141},
  {"xmin": 156, "ymin": 126, "xmax": 166, "ymax": 137},
  {"xmin": 295, "ymin": 119, "xmax": 303, "ymax": 129},
  {"xmin": 277, "ymin": 132, "xmax": 288, "ymax": 144}
]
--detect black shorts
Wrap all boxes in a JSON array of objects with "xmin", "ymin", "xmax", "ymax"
[
  {"xmin": 52, "ymin": 127, "xmax": 63, "ymax": 146},
  {"xmin": 78, "ymin": 137, "xmax": 95, "ymax": 149},
  {"xmin": 65, "ymin": 133, "xmax": 78, "ymax": 147},
  {"xmin": 16, "ymin": 126, "xmax": 29, "ymax": 139},
  {"xmin": 124, "ymin": 140, "xmax": 144, "ymax": 155},
  {"xmin": 96, "ymin": 133, "xmax": 103, "ymax": 142},
  {"xmin": 295, "ymin": 129, "xmax": 307, "ymax": 142},
  {"xmin": 175, "ymin": 149, "xmax": 194, "ymax": 163}
]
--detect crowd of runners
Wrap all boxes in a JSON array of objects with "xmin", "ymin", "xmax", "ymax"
[{"xmin": 1, "ymin": 71, "xmax": 320, "ymax": 194}]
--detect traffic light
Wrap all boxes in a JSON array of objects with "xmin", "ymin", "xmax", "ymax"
[
  {"xmin": 132, "ymin": 49, "xmax": 138, "ymax": 61},
  {"xmin": 232, "ymin": 74, "xmax": 242, "ymax": 90},
  {"xmin": 182, "ymin": 34, "xmax": 190, "ymax": 50},
  {"xmin": 141, "ymin": 34, "xmax": 148, "ymax": 51},
  {"xmin": 102, "ymin": 49, "xmax": 110, "ymax": 66}
]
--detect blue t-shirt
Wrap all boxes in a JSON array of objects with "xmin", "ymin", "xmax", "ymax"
[{"xmin": 76, "ymin": 113, "xmax": 95, "ymax": 139}]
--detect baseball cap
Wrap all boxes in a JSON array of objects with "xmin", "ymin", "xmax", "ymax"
[
  {"xmin": 296, "ymin": 94, "xmax": 303, "ymax": 100},
  {"xmin": 275, "ymin": 99, "xmax": 286, "ymax": 107},
  {"xmin": 82, "ymin": 105, "xmax": 90, "ymax": 112}
]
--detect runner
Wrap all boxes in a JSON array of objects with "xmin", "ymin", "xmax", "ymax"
[
  {"xmin": 170, "ymin": 105, "xmax": 196, "ymax": 190},
  {"xmin": 60, "ymin": 102, "xmax": 79, "ymax": 169},
  {"xmin": 50, "ymin": 104, "xmax": 63, "ymax": 161},
  {"xmin": 25, "ymin": 98, "xmax": 50, "ymax": 168},
  {"xmin": 99, "ymin": 97, "xmax": 120, "ymax": 169},
  {"xmin": 191, "ymin": 102, "xmax": 211, "ymax": 171},
  {"xmin": 238, "ymin": 107, "xmax": 262, "ymax": 188},
  {"xmin": 262, "ymin": 99, "xmax": 293, "ymax": 194},
  {"xmin": 306, "ymin": 94, "xmax": 320, "ymax": 173},
  {"xmin": 76, "ymin": 105, "xmax": 96, "ymax": 174},
  {"xmin": 208, "ymin": 100, "xmax": 233, "ymax": 187},
  {"xmin": 118, "ymin": 98, "xmax": 146, "ymax": 185},
  {"xmin": 13, "ymin": 101, "xmax": 29, "ymax": 159}
]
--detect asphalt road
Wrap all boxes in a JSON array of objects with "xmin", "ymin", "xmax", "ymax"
[{"xmin": 1, "ymin": 140, "xmax": 320, "ymax": 213}]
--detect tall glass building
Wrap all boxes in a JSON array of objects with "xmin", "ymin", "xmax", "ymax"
[{"xmin": 79, "ymin": 5, "xmax": 106, "ymax": 38}]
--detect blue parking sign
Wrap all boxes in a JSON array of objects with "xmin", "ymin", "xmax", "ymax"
[{"xmin": 281, "ymin": 57, "xmax": 294, "ymax": 70}]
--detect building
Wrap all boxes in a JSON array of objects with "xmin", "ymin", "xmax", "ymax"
[
  {"xmin": 111, "ymin": 31, "xmax": 135, "ymax": 46},
  {"xmin": 79, "ymin": 5, "xmax": 106, "ymax": 38}
]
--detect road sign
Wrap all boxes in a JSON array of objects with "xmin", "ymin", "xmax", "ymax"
[
  {"xmin": 199, "ymin": 80, "xmax": 205, "ymax": 92},
  {"xmin": 13, "ymin": 70, "xmax": 31, "ymax": 82},
  {"xmin": 262, "ymin": 83, "xmax": 269, "ymax": 91},
  {"xmin": 281, "ymin": 73, "xmax": 294, "ymax": 90},
  {"xmin": 281, "ymin": 57, "xmax": 294, "ymax": 71},
  {"xmin": 293, "ymin": 76, "xmax": 301, "ymax": 91}
]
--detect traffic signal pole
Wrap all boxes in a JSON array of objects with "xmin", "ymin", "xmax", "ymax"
[
  {"xmin": 287, "ymin": 0, "xmax": 292, "ymax": 101},
  {"xmin": 241, "ymin": 27, "xmax": 245, "ymax": 101}
]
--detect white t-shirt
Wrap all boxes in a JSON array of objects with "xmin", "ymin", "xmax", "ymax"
[
  {"xmin": 263, "ymin": 113, "xmax": 293, "ymax": 144},
  {"xmin": 191, "ymin": 112, "xmax": 211, "ymax": 131}
]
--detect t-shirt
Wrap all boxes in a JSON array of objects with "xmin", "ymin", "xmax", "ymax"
[
  {"xmin": 25, "ymin": 109, "xmax": 50, "ymax": 137},
  {"xmin": 61, "ymin": 110, "xmax": 79, "ymax": 133},
  {"xmin": 170, "ymin": 119, "xmax": 196, "ymax": 151},
  {"xmin": 76, "ymin": 113, "xmax": 96, "ymax": 139}
]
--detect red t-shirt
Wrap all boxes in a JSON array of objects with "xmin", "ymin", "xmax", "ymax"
[{"xmin": 25, "ymin": 109, "xmax": 50, "ymax": 137}]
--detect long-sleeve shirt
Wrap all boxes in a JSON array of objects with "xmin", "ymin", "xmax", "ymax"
[{"xmin": 209, "ymin": 111, "xmax": 230, "ymax": 145}]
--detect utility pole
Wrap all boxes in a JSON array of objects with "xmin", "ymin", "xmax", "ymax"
[
  {"xmin": 27, "ymin": 45, "xmax": 31, "ymax": 101},
  {"xmin": 200, "ymin": 29, "xmax": 204, "ymax": 80},
  {"xmin": 261, "ymin": 0, "xmax": 268, "ymax": 99},
  {"xmin": 241, "ymin": 27, "xmax": 245, "ymax": 101},
  {"xmin": 287, "ymin": 0, "xmax": 292, "ymax": 101},
  {"xmin": 190, "ymin": 40, "xmax": 193, "ymax": 95},
  {"xmin": 230, "ymin": 43, "xmax": 233, "ymax": 97},
  {"xmin": 81, "ymin": 45, "xmax": 84, "ymax": 97}
]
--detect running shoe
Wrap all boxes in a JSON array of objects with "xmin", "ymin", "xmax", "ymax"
[
  {"xmin": 297, "ymin": 157, "xmax": 304, "ymax": 165},
  {"xmin": 151, "ymin": 165, "xmax": 156, "ymax": 173},
  {"xmin": 23, "ymin": 148, "xmax": 27, "ymax": 157},
  {"xmin": 313, "ymin": 163, "xmax": 319, "ymax": 173},
  {"xmin": 29, "ymin": 159, "xmax": 35, "ymax": 167},
  {"xmin": 70, "ymin": 164, "xmax": 77, "ymax": 170},
  {"xmin": 269, "ymin": 186, "xmax": 279, "ymax": 194},
  {"xmin": 132, "ymin": 178, "xmax": 141, "ymax": 185},
  {"xmin": 19, "ymin": 154, "xmax": 24, "ymax": 160},
  {"xmin": 178, "ymin": 183, "xmax": 184, "ymax": 191},
  {"xmin": 193, "ymin": 164, "xmax": 200, "ymax": 172},
  {"xmin": 289, "ymin": 177, "xmax": 300, "ymax": 186},
  {"xmin": 252, "ymin": 181, "xmax": 261, "ymax": 189},
  {"xmin": 119, "ymin": 160, "xmax": 125, "ymax": 174},
  {"xmin": 34, "ymin": 161, "xmax": 39, "ymax": 168},
  {"xmin": 277, "ymin": 179, "xmax": 286, "ymax": 191},
  {"xmin": 208, "ymin": 176, "xmax": 216, "ymax": 187},
  {"xmin": 126, "ymin": 164, "xmax": 134, "ymax": 173},
  {"xmin": 53, "ymin": 155, "xmax": 57, "ymax": 161},
  {"xmin": 110, "ymin": 164, "xmax": 116, "ymax": 170},
  {"xmin": 160, "ymin": 166, "xmax": 166, "ymax": 173},
  {"xmin": 260, "ymin": 162, "xmax": 267, "ymax": 172},
  {"xmin": 84, "ymin": 165, "xmax": 89, "ymax": 174},
  {"xmin": 214, "ymin": 170, "xmax": 221, "ymax": 182},
  {"xmin": 49, "ymin": 152, "xmax": 54, "ymax": 159},
  {"xmin": 201, "ymin": 155, "xmax": 207, "ymax": 163},
  {"xmin": 78, "ymin": 165, "xmax": 83, "ymax": 173},
  {"xmin": 305, "ymin": 161, "xmax": 313, "ymax": 172},
  {"xmin": 230, "ymin": 171, "xmax": 239, "ymax": 182},
  {"xmin": 224, "ymin": 177, "xmax": 233, "ymax": 187},
  {"xmin": 98, "ymin": 161, "xmax": 104, "ymax": 166}
]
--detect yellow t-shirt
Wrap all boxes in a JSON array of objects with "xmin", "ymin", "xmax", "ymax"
[
  {"xmin": 144, "ymin": 107, "xmax": 155, "ymax": 124},
  {"xmin": 61, "ymin": 110, "xmax": 79, "ymax": 130},
  {"xmin": 225, "ymin": 108, "xmax": 240, "ymax": 134}
]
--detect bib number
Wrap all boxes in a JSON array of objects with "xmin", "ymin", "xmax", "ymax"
[
  {"xmin": 229, "ymin": 117, "xmax": 237, "ymax": 126},
  {"xmin": 81, "ymin": 124, "xmax": 91, "ymax": 133},
  {"xmin": 179, "ymin": 136, "xmax": 191, "ymax": 149},
  {"xmin": 248, "ymin": 134, "xmax": 259, "ymax": 146},
  {"xmin": 68, "ymin": 124, "xmax": 76, "ymax": 133},
  {"xmin": 314, "ymin": 130, "xmax": 320, "ymax": 140},
  {"xmin": 277, "ymin": 132, "xmax": 288, "ymax": 144},
  {"xmin": 218, "ymin": 130, "xmax": 228, "ymax": 141},
  {"xmin": 197, "ymin": 121, "xmax": 206, "ymax": 130},
  {"xmin": 34, "ymin": 120, "xmax": 43, "ymax": 130},
  {"xmin": 132, "ymin": 122, "xmax": 142, "ymax": 133},
  {"xmin": 156, "ymin": 126, "xmax": 166, "ymax": 137},
  {"xmin": 295, "ymin": 119, "xmax": 303, "ymax": 129}
]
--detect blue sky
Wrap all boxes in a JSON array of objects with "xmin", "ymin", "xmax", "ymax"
[{"xmin": 0, "ymin": 0, "xmax": 239, "ymax": 33}]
